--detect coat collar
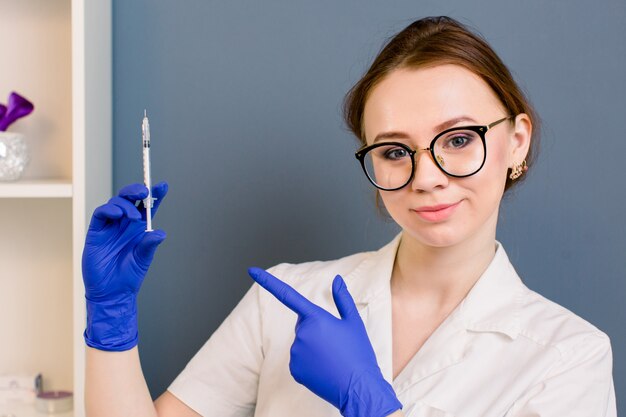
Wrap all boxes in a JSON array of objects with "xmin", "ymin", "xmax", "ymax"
[
  {"xmin": 342, "ymin": 233, "xmax": 401, "ymax": 305},
  {"xmin": 459, "ymin": 242, "xmax": 524, "ymax": 340},
  {"xmin": 343, "ymin": 233, "xmax": 524, "ymax": 340}
]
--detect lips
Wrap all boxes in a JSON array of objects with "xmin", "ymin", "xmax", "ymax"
[
  {"xmin": 414, "ymin": 202, "xmax": 458, "ymax": 212},
  {"xmin": 412, "ymin": 201, "xmax": 462, "ymax": 222}
]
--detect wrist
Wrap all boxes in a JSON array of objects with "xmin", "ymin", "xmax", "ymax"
[
  {"xmin": 84, "ymin": 294, "xmax": 139, "ymax": 351},
  {"xmin": 341, "ymin": 370, "xmax": 402, "ymax": 417}
]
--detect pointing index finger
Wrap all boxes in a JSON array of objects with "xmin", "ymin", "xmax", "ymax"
[{"xmin": 248, "ymin": 267, "xmax": 319, "ymax": 317}]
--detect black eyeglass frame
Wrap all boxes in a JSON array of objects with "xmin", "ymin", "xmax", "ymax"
[{"xmin": 354, "ymin": 115, "xmax": 515, "ymax": 191}]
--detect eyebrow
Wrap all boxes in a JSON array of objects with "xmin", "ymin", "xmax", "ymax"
[{"xmin": 372, "ymin": 116, "xmax": 479, "ymax": 144}]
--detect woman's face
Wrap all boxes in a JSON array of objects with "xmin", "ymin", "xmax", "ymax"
[{"xmin": 362, "ymin": 64, "xmax": 531, "ymax": 248}]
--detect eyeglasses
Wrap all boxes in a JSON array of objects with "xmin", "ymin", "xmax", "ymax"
[{"xmin": 354, "ymin": 116, "xmax": 514, "ymax": 191}]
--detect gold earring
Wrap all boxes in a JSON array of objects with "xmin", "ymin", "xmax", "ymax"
[{"xmin": 509, "ymin": 160, "xmax": 528, "ymax": 180}]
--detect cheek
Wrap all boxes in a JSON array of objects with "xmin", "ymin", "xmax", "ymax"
[
  {"xmin": 378, "ymin": 189, "xmax": 403, "ymax": 213},
  {"xmin": 463, "ymin": 138, "xmax": 509, "ymax": 207},
  {"xmin": 485, "ymin": 135, "xmax": 511, "ymax": 176},
  {"xmin": 378, "ymin": 189, "xmax": 417, "ymax": 227}
]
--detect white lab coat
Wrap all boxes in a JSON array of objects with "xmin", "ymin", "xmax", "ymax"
[{"xmin": 168, "ymin": 234, "xmax": 617, "ymax": 416}]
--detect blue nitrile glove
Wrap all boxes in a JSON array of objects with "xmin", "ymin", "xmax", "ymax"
[
  {"xmin": 82, "ymin": 182, "xmax": 168, "ymax": 351},
  {"xmin": 248, "ymin": 267, "xmax": 402, "ymax": 417}
]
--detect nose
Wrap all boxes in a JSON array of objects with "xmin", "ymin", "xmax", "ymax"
[{"xmin": 409, "ymin": 148, "xmax": 449, "ymax": 192}]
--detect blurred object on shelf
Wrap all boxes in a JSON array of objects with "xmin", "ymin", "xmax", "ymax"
[
  {"xmin": 0, "ymin": 374, "xmax": 42, "ymax": 404},
  {"xmin": 35, "ymin": 391, "xmax": 73, "ymax": 414},
  {"xmin": 0, "ymin": 92, "xmax": 34, "ymax": 132},
  {"xmin": 0, "ymin": 131, "xmax": 30, "ymax": 181}
]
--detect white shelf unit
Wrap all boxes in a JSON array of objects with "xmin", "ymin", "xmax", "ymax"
[
  {"xmin": 0, "ymin": 180, "xmax": 73, "ymax": 198},
  {"xmin": 0, "ymin": 1, "xmax": 111, "ymax": 416}
]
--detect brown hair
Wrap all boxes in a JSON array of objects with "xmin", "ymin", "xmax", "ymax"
[{"xmin": 343, "ymin": 16, "xmax": 540, "ymax": 195}]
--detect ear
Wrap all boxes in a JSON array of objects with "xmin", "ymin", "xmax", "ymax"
[{"xmin": 508, "ymin": 113, "xmax": 532, "ymax": 167}]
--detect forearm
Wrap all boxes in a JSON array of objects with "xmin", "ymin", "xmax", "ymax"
[
  {"xmin": 387, "ymin": 411, "xmax": 404, "ymax": 417},
  {"xmin": 86, "ymin": 346, "xmax": 157, "ymax": 417}
]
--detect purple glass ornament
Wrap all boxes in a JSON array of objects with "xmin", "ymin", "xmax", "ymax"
[{"xmin": 0, "ymin": 92, "xmax": 34, "ymax": 131}]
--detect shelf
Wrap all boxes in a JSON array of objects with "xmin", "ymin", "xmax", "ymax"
[
  {"xmin": 0, "ymin": 402, "xmax": 73, "ymax": 417},
  {"xmin": 0, "ymin": 179, "xmax": 72, "ymax": 198}
]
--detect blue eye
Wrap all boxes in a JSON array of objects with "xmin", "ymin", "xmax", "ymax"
[
  {"xmin": 451, "ymin": 136, "xmax": 469, "ymax": 147},
  {"xmin": 444, "ymin": 134, "xmax": 473, "ymax": 149},
  {"xmin": 383, "ymin": 147, "xmax": 410, "ymax": 160}
]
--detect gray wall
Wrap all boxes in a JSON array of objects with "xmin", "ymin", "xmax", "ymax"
[{"xmin": 112, "ymin": 0, "xmax": 625, "ymax": 409}]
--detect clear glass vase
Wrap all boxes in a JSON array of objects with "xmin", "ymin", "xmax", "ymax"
[{"xmin": 0, "ymin": 131, "xmax": 30, "ymax": 181}]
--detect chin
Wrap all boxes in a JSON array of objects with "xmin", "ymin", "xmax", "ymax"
[
  {"xmin": 401, "ymin": 221, "xmax": 470, "ymax": 249},
  {"xmin": 395, "ymin": 203, "xmax": 500, "ymax": 250}
]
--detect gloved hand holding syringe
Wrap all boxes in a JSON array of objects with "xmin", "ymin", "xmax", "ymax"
[{"xmin": 81, "ymin": 109, "xmax": 168, "ymax": 351}]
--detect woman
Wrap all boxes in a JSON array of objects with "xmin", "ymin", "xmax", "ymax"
[{"xmin": 83, "ymin": 16, "xmax": 616, "ymax": 417}]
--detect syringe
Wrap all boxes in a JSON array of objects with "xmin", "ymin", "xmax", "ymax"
[{"xmin": 142, "ymin": 110, "xmax": 153, "ymax": 232}]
